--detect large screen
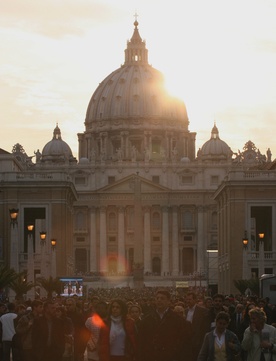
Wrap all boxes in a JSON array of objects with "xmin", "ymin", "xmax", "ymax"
[{"xmin": 59, "ymin": 277, "xmax": 83, "ymax": 297}]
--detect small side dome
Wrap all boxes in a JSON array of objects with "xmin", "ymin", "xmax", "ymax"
[
  {"xmin": 198, "ymin": 123, "xmax": 232, "ymax": 161},
  {"xmin": 41, "ymin": 125, "xmax": 77, "ymax": 164},
  {"xmin": 181, "ymin": 157, "xmax": 190, "ymax": 163}
]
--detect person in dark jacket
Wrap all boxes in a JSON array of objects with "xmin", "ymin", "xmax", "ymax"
[
  {"xmin": 32, "ymin": 300, "xmax": 65, "ymax": 361},
  {"xmin": 137, "ymin": 288, "xmax": 183, "ymax": 361},
  {"xmin": 197, "ymin": 311, "xmax": 241, "ymax": 361}
]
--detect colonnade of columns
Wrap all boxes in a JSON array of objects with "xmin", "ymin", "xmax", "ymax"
[{"xmin": 88, "ymin": 205, "xmax": 206, "ymax": 276}]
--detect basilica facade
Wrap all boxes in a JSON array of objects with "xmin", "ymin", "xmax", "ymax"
[{"xmin": 1, "ymin": 20, "xmax": 275, "ymax": 295}]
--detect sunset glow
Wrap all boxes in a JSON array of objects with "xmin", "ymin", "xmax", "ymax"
[{"xmin": 1, "ymin": 0, "xmax": 276, "ymax": 159}]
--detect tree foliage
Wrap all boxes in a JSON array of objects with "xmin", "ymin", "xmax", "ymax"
[
  {"xmin": 9, "ymin": 272, "xmax": 34, "ymax": 301},
  {"xmin": 233, "ymin": 278, "xmax": 260, "ymax": 296},
  {"xmin": 36, "ymin": 276, "xmax": 63, "ymax": 298},
  {"xmin": 0, "ymin": 265, "xmax": 18, "ymax": 290}
]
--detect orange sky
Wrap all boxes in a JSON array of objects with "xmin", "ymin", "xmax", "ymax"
[{"xmin": 1, "ymin": 0, "xmax": 276, "ymax": 160}]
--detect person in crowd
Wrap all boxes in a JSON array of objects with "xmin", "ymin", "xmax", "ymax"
[
  {"xmin": 55, "ymin": 306, "xmax": 74, "ymax": 361},
  {"xmin": 32, "ymin": 300, "xmax": 65, "ymax": 361},
  {"xmin": 98, "ymin": 298, "xmax": 137, "ymax": 361},
  {"xmin": 15, "ymin": 300, "xmax": 44, "ymax": 361},
  {"xmin": 197, "ymin": 311, "xmax": 241, "ymax": 361},
  {"xmin": 173, "ymin": 304, "xmax": 192, "ymax": 361},
  {"xmin": 208, "ymin": 293, "xmax": 227, "ymax": 329},
  {"xmin": 138, "ymin": 288, "xmax": 183, "ymax": 361},
  {"xmin": 65, "ymin": 298, "xmax": 90, "ymax": 361},
  {"xmin": 0, "ymin": 302, "xmax": 17, "ymax": 361},
  {"xmin": 85, "ymin": 301, "xmax": 108, "ymax": 361},
  {"xmin": 185, "ymin": 291, "xmax": 211, "ymax": 361},
  {"xmin": 203, "ymin": 297, "xmax": 213, "ymax": 310},
  {"xmin": 228, "ymin": 303, "xmax": 245, "ymax": 342},
  {"xmin": 240, "ymin": 302, "xmax": 256, "ymax": 335},
  {"xmin": 127, "ymin": 304, "xmax": 143, "ymax": 335},
  {"xmin": 242, "ymin": 307, "xmax": 276, "ymax": 361}
]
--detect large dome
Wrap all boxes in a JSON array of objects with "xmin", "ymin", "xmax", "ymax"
[
  {"xmin": 198, "ymin": 124, "xmax": 232, "ymax": 161},
  {"xmin": 78, "ymin": 20, "xmax": 196, "ymax": 163},
  {"xmin": 85, "ymin": 20, "xmax": 188, "ymax": 128}
]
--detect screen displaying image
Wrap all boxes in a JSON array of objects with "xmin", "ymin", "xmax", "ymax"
[{"xmin": 59, "ymin": 277, "xmax": 83, "ymax": 297}]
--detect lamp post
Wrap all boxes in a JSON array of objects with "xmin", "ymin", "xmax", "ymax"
[
  {"xmin": 27, "ymin": 224, "xmax": 35, "ymax": 299},
  {"xmin": 242, "ymin": 231, "xmax": 249, "ymax": 279},
  {"xmin": 51, "ymin": 239, "xmax": 57, "ymax": 278},
  {"xmin": 9, "ymin": 208, "xmax": 19, "ymax": 272},
  {"xmin": 258, "ymin": 232, "xmax": 265, "ymax": 277},
  {"xmin": 40, "ymin": 231, "xmax": 47, "ymax": 279}
]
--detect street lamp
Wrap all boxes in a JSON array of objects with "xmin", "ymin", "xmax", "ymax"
[
  {"xmin": 242, "ymin": 231, "xmax": 249, "ymax": 249},
  {"xmin": 51, "ymin": 239, "xmax": 57, "ymax": 278},
  {"xmin": 40, "ymin": 231, "xmax": 47, "ymax": 244},
  {"xmin": 242, "ymin": 231, "xmax": 249, "ymax": 279},
  {"xmin": 51, "ymin": 239, "xmax": 57, "ymax": 249},
  {"xmin": 27, "ymin": 224, "xmax": 35, "ymax": 299},
  {"xmin": 9, "ymin": 208, "xmax": 19, "ymax": 228},
  {"xmin": 258, "ymin": 232, "xmax": 265, "ymax": 277}
]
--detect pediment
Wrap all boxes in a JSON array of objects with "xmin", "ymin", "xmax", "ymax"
[{"xmin": 98, "ymin": 174, "xmax": 170, "ymax": 193}]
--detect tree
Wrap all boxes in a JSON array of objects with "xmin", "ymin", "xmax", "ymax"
[
  {"xmin": 233, "ymin": 278, "xmax": 260, "ymax": 296},
  {"xmin": 36, "ymin": 276, "xmax": 63, "ymax": 298},
  {"xmin": 9, "ymin": 272, "xmax": 34, "ymax": 302},
  {"xmin": 0, "ymin": 265, "xmax": 19, "ymax": 300}
]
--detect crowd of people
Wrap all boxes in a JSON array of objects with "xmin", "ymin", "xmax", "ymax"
[{"xmin": 0, "ymin": 287, "xmax": 276, "ymax": 361}]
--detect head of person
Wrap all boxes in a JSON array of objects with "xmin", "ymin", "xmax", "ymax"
[
  {"xmin": 155, "ymin": 289, "xmax": 171, "ymax": 313},
  {"xmin": 65, "ymin": 298, "xmax": 76, "ymax": 313},
  {"xmin": 173, "ymin": 305, "xmax": 185, "ymax": 318},
  {"xmin": 43, "ymin": 300, "xmax": 57, "ymax": 319},
  {"xmin": 249, "ymin": 307, "xmax": 266, "ymax": 331},
  {"xmin": 186, "ymin": 292, "xmax": 197, "ymax": 309},
  {"xmin": 15, "ymin": 304, "xmax": 26, "ymax": 316},
  {"xmin": 235, "ymin": 303, "xmax": 244, "ymax": 315},
  {"xmin": 215, "ymin": 311, "xmax": 230, "ymax": 333},
  {"xmin": 128, "ymin": 304, "xmax": 142, "ymax": 321},
  {"xmin": 7, "ymin": 302, "xmax": 16, "ymax": 313},
  {"xmin": 212, "ymin": 293, "xmax": 225, "ymax": 310},
  {"xmin": 95, "ymin": 301, "xmax": 108, "ymax": 319},
  {"xmin": 109, "ymin": 299, "xmax": 128, "ymax": 320},
  {"xmin": 31, "ymin": 299, "xmax": 43, "ymax": 316},
  {"xmin": 204, "ymin": 297, "xmax": 213, "ymax": 309}
]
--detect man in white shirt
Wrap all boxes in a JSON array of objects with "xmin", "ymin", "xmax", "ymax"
[{"xmin": 0, "ymin": 302, "xmax": 17, "ymax": 361}]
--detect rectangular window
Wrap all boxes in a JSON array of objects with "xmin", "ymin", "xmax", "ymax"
[
  {"xmin": 153, "ymin": 236, "xmax": 160, "ymax": 242},
  {"xmin": 75, "ymin": 177, "xmax": 86, "ymax": 185},
  {"xmin": 109, "ymin": 236, "xmax": 116, "ymax": 242},
  {"xmin": 184, "ymin": 235, "xmax": 193, "ymax": 242}
]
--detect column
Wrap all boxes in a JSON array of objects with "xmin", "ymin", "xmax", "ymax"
[
  {"xmin": 259, "ymin": 240, "xmax": 265, "ymax": 277},
  {"xmin": 27, "ymin": 233, "xmax": 35, "ymax": 299},
  {"xmin": 99, "ymin": 207, "xmax": 107, "ymax": 273},
  {"xmin": 118, "ymin": 207, "xmax": 125, "ymax": 273},
  {"xmin": 197, "ymin": 206, "xmax": 204, "ymax": 272},
  {"xmin": 10, "ymin": 224, "xmax": 19, "ymax": 272},
  {"xmin": 172, "ymin": 206, "xmax": 179, "ymax": 276},
  {"xmin": 161, "ymin": 206, "xmax": 170, "ymax": 275},
  {"xmin": 89, "ymin": 207, "xmax": 97, "ymax": 273},
  {"xmin": 143, "ymin": 207, "xmax": 151, "ymax": 273}
]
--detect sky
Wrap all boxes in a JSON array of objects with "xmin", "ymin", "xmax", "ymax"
[{"xmin": 1, "ymin": 0, "xmax": 276, "ymax": 160}]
